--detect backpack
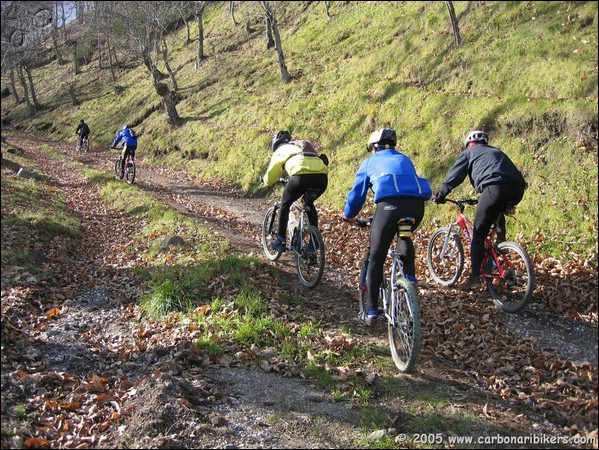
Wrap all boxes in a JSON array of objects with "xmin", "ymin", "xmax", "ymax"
[{"xmin": 290, "ymin": 139, "xmax": 329, "ymax": 166}]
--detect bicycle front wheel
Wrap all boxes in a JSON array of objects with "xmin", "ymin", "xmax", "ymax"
[
  {"xmin": 114, "ymin": 158, "xmax": 122, "ymax": 178},
  {"xmin": 125, "ymin": 160, "xmax": 136, "ymax": 184},
  {"xmin": 485, "ymin": 241, "xmax": 535, "ymax": 313},
  {"xmin": 261, "ymin": 205, "xmax": 282, "ymax": 261},
  {"xmin": 427, "ymin": 227, "xmax": 464, "ymax": 286},
  {"xmin": 388, "ymin": 275, "xmax": 420, "ymax": 373},
  {"xmin": 295, "ymin": 225, "xmax": 325, "ymax": 288}
]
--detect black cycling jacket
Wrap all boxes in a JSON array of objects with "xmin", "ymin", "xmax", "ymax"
[{"xmin": 438, "ymin": 143, "xmax": 526, "ymax": 197}]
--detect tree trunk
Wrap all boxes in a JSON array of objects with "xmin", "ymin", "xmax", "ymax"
[
  {"xmin": 229, "ymin": 1, "xmax": 238, "ymax": 25},
  {"xmin": 74, "ymin": 43, "xmax": 80, "ymax": 74},
  {"xmin": 265, "ymin": 15, "xmax": 275, "ymax": 49},
  {"xmin": 445, "ymin": 1, "xmax": 462, "ymax": 48},
  {"xmin": 195, "ymin": 9, "xmax": 205, "ymax": 69},
  {"xmin": 52, "ymin": 28, "xmax": 65, "ymax": 64},
  {"xmin": 107, "ymin": 40, "xmax": 117, "ymax": 82},
  {"xmin": 17, "ymin": 65, "xmax": 36, "ymax": 115},
  {"xmin": 10, "ymin": 68, "xmax": 23, "ymax": 104},
  {"xmin": 270, "ymin": 16, "xmax": 290, "ymax": 82},
  {"xmin": 24, "ymin": 65, "xmax": 41, "ymax": 111},
  {"xmin": 155, "ymin": 82, "xmax": 181, "ymax": 127},
  {"xmin": 68, "ymin": 85, "xmax": 80, "ymax": 106},
  {"xmin": 323, "ymin": 1, "xmax": 332, "ymax": 22},
  {"xmin": 160, "ymin": 39, "xmax": 178, "ymax": 91}
]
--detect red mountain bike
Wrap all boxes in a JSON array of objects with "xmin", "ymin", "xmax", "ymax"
[{"xmin": 427, "ymin": 198, "xmax": 534, "ymax": 312}]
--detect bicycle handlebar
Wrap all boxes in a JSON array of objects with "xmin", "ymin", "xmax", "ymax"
[{"xmin": 437, "ymin": 197, "xmax": 478, "ymax": 212}]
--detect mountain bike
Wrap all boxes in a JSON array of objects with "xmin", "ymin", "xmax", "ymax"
[
  {"xmin": 75, "ymin": 135, "xmax": 89, "ymax": 152},
  {"xmin": 427, "ymin": 198, "xmax": 534, "ymax": 312},
  {"xmin": 113, "ymin": 148, "xmax": 136, "ymax": 184},
  {"xmin": 261, "ymin": 179, "xmax": 325, "ymax": 288},
  {"xmin": 355, "ymin": 216, "xmax": 421, "ymax": 373}
]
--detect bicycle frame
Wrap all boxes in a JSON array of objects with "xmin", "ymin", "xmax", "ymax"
[{"xmin": 443, "ymin": 200, "xmax": 507, "ymax": 281}]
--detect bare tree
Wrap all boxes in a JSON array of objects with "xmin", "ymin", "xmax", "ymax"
[
  {"xmin": 323, "ymin": 1, "xmax": 332, "ymax": 22},
  {"xmin": 9, "ymin": 68, "xmax": 23, "ymax": 104},
  {"xmin": 100, "ymin": 1, "xmax": 182, "ymax": 125},
  {"xmin": 264, "ymin": 14, "xmax": 274, "ymax": 49},
  {"xmin": 229, "ymin": 0, "xmax": 238, "ymax": 25},
  {"xmin": 1, "ymin": 1, "xmax": 54, "ymax": 114},
  {"xmin": 51, "ymin": 1, "xmax": 65, "ymax": 64},
  {"xmin": 192, "ymin": 1, "xmax": 207, "ymax": 68},
  {"xmin": 445, "ymin": 1, "xmax": 461, "ymax": 48},
  {"xmin": 259, "ymin": 1, "xmax": 290, "ymax": 82}
]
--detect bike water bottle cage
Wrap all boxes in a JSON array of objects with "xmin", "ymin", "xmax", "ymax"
[{"xmin": 397, "ymin": 217, "xmax": 415, "ymax": 238}]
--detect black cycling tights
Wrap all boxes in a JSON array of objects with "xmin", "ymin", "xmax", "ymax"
[
  {"xmin": 277, "ymin": 173, "xmax": 328, "ymax": 239},
  {"xmin": 366, "ymin": 197, "xmax": 424, "ymax": 313},
  {"xmin": 471, "ymin": 184, "xmax": 525, "ymax": 276},
  {"xmin": 120, "ymin": 145, "xmax": 137, "ymax": 172}
]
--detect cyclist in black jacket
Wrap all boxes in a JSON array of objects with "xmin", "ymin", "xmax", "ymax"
[
  {"xmin": 433, "ymin": 130, "xmax": 527, "ymax": 290},
  {"xmin": 75, "ymin": 119, "xmax": 90, "ymax": 147}
]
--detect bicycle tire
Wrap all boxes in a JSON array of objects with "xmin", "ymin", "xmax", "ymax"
[
  {"xmin": 125, "ymin": 159, "xmax": 136, "ymax": 184},
  {"xmin": 295, "ymin": 225, "xmax": 325, "ymax": 288},
  {"xmin": 485, "ymin": 241, "xmax": 535, "ymax": 313},
  {"xmin": 426, "ymin": 227, "xmax": 464, "ymax": 286},
  {"xmin": 114, "ymin": 157, "xmax": 123, "ymax": 179},
  {"xmin": 388, "ymin": 274, "xmax": 420, "ymax": 373},
  {"xmin": 261, "ymin": 205, "xmax": 283, "ymax": 261},
  {"xmin": 82, "ymin": 139, "xmax": 89, "ymax": 152}
]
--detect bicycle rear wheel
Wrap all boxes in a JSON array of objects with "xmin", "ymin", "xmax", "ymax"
[
  {"xmin": 388, "ymin": 275, "xmax": 420, "ymax": 373},
  {"xmin": 485, "ymin": 241, "xmax": 535, "ymax": 312},
  {"xmin": 261, "ymin": 205, "xmax": 283, "ymax": 261},
  {"xmin": 426, "ymin": 227, "xmax": 464, "ymax": 286},
  {"xmin": 295, "ymin": 225, "xmax": 325, "ymax": 288},
  {"xmin": 82, "ymin": 139, "xmax": 89, "ymax": 152},
  {"xmin": 125, "ymin": 159, "xmax": 136, "ymax": 184}
]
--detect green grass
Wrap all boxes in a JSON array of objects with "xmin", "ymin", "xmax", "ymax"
[
  {"xmin": 1, "ymin": 144, "xmax": 82, "ymax": 272},
  {"xmin": 4, "ymin": 1, "xmax": 596, "ymax": 262}
]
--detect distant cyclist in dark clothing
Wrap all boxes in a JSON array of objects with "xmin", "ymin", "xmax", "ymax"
[
  {"xmin": 111, "ymin": 125, "xmax": 138, "ymax": 179},
  {"xmin": 75, "ymin": 119, "xmax": 90, "ymax": 147},
  {"xmin": 433, "ymin": 130, "xmax": 527, "ymax": 290}
]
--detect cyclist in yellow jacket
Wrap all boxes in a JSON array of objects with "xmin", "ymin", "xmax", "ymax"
[{"xmin": 262, "ymin": 131, "xmax": 329, "ymax": 252}]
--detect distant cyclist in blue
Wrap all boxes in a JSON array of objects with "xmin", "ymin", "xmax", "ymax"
[
  {"xmin": 343, "ymin": 128, "xmax": 432, "ymax": 326},
  {"xmin": 111, "ymin": 125, "xmax": 138, "ymax": 179}
]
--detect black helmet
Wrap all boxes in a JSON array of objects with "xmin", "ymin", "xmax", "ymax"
[
  {"xmin": 271, "ymin": 130, "xmax": 292, "ymax": 151},
  {"xmin": 80, "ymin": 119, "xmax": 85, "ymax": 123},
  {"xmin": 464, "ymin": 130, "xmax": 488, "ymax": 147},
  {"xmin": 367, "ymin": 128, "xmax": 397, "ymax": 152}
]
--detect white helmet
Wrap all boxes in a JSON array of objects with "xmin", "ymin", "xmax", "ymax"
[
  {"xmin": 367, "ymin": 128, "xmax": 397, "ymax": 151},
  {"xmin": 464, "ymin": 130, "xmax": 488, "ymax": 147}
]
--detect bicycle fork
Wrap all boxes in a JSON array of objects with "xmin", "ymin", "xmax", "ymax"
[{"xmin": 440, "ymin": 223, "xmax": 460, "ymax": 259}]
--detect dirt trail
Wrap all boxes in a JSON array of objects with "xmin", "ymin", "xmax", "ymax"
[{"xmin": 1, "ymin": 132, "xmax": 597, "ymax": 449}]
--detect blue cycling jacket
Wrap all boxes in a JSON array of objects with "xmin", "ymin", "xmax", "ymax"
[
  {"xmin": 111, "ymin": 127, "xmax": 137, "ymax": 148},
  {"xmin": 344, "ymin": 149, "xmax": 432, "ymax": 218}
]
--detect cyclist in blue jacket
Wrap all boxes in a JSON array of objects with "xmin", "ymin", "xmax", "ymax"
[
  {"xmin": 433, "ymin": 130, "xmax": 526, "ymax": 290},
  {"xmin": 343, "ymin": 128, "xmax": 432, "ymax": 326},
  {"xmin": 111, "ymin": 125, "xmax": 138, "ymax": 179}
]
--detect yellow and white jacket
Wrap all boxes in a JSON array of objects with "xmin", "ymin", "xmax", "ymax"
[{"xmin": 263, "ymin": 142, "xmax": 329, "ymax": 186}]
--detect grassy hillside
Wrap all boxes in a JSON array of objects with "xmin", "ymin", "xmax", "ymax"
[{"xmin": 2, "ymin": 1, "xmax": 597, "ymax": 261}]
